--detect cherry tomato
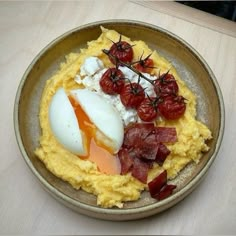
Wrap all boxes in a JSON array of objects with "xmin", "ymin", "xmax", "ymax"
[
  {"xmin": 120, "ymin": 83, "xmax": 145, "ymax": 108},
  {"xmin": 109, "ymin": 39, "xmax": 133, "ymax": 65},
  {"xmin": 134, "ymin": 58, "xmax": 154, "ymax": 73},
  {"xmin": 158, "ymin": 95, "xmax": 186, "ymax": 120},
  {"xmin": 99, "ymin": 68, "xmax": 125, "ymax": 94},
  {"xmin": 137, "ymin": 97, "xmax": 158, "ymax": 122},
  {"xmin": 154, "ymin": 73, "xmax": 178, "ymax": 96}
]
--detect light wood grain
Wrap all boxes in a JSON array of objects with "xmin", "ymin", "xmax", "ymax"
[
  {"xmin": 0, "ymin": 1, "xmax": 236, "ymax": 234},
  {"xmin": 133, "ymin": 1, "xmax": 236, "ymax": 37}
]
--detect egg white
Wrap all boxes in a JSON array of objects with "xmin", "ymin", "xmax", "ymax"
[
  {"xmin": 48, "ymin": 88, "xmax": 87, "ymax": 156},
  {"xmin": 70, "ymin": 88, "xmax": 124, "ymax": 153},
  {"xmin": 49, "ymin": 87, "xmax": 124, "ymax": 156}
]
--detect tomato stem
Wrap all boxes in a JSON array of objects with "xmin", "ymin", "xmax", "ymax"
[
  {"xmin": 132, "ymin": 52, "xmax": 155, "ymax": 69},
  {"xmin": 102, "ymin": 49, "xmax": 154, "ymax": 84}
]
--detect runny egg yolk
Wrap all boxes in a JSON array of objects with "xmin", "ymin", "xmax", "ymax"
[{"xmin": 68, "ymin": 96, "xmax": 121, "ymax": 175}]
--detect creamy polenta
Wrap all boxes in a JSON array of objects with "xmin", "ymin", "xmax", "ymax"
[{"xmin": 35, "ymin": 27, "xmax": 212, "ymax": 208}]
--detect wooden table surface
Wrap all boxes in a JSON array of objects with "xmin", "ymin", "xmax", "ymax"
[{"xmin": 1, "ymin": 1, "xmax": 236, "ymax": 234}]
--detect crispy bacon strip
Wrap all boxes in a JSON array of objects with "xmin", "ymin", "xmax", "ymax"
[
  {"xmin": 131, "ymin": 158, "xmax": 149, "ymax": 183},
  {"xmin": 155, "ymin": 143, "xmax": 170, "ymax": 166},
  {"xmin": 148, "ymin": 170, "xmax": 167, "ymax": 197},
  {"xmin": 148, "ymin": 170, "xmax": 176, "ymax": 200},
  {"xmin": 123, "ymin": 123, "xmax": 155, "ymax": 148},
  {"xmin": 157, "ymin": 184, "xmax": 176, "ymax": 200},
  {"xmin": 118, "ymin": 123, "xmax": 177, "ymax": 185},
  {"xmin": 118, "ymin": 148, "xmax": 133, "ymax": 174},
  {"xmin": 155, "ymin": 127, "xmax": 177, "ymax": 143}
]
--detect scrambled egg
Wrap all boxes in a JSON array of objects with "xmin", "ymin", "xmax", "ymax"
[{"xmin": 35, "ymin": 27, "xmax": 212, "ymax": 208}]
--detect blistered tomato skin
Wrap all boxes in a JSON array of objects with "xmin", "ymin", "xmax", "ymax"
[
  {"xmin": 158, "ymin": 95, "xmax": 186, "ymax": 120},
  {"xmin": 99, "ymin": 68, "xmax": 125, "ymax": 94},
  {"xmin": 120, "ymin": 83, "xmax": 145, "ymax": 108},
  {"xmin": 137, "ymin": 97, "xmax": 158, "ymax": 122},
  {"xmin": 154, "ymin": 73, "xmax": 179, "ymax": 96},
  {"xmin": 134, "ymin": 58, "xmax": 154, "ymax": 73},
  {"xmin": 109, "ymin": 40, "xmax": 133, "ymax": 65}
]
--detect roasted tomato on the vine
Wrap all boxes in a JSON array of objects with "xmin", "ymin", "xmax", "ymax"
[
  {"xmin": 158, "ymin": 95, "xmax": 186, "ymax": 120},
  {"xmin": 133, "ymin": 54, "xmax": 154, "ymax": 73},
  {"xmin": 99, "ymin": 68, "xmax": 125, "ymax": 94},
  {"xmin": 108, "ymin": 36, "xmax": 133, "ymax": 65},
  {"xmin": 154, "ymin": 73, "xmax": 179, "ymax": 96},
  {"xmin": 120, "ymin": 83, "xmax": 145, "ymax": 108},
  {"xmin": 137, "ymin": 97, "xmax": 158, "ymax": 122}
]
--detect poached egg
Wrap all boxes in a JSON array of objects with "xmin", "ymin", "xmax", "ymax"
[{"xmin": 49, "ymin": 88, "xmax": 124, "ymax": 174}]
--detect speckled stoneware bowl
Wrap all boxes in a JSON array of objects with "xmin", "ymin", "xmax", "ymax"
[{"xmin": 14, "ymin": 20, "xmax": 224, "ymax": 221}]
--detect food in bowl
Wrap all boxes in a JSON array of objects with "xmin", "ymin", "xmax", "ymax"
[{"xmin": 34, "ymin": 27, "xmax": 212, "ymax": 208}]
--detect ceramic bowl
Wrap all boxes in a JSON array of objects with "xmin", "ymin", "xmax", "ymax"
[{"xmin": 14, "ymin": 20, "xmax": 224, "ymax": 221}]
